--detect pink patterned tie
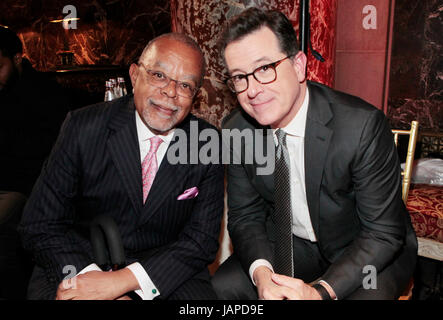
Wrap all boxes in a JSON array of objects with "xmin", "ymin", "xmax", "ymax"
[{"xmin": 142, "ymin": 136, "xmax": 163, "ymax": 204}]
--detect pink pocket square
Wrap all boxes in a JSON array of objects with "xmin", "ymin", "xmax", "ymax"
[{"xmin": 177, "ymin": 187, "xmax": 199, "ymax": 200}]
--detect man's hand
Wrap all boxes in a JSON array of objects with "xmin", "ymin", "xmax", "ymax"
[
  {"xmin": 56, "ymin": 268, "xmax": 139, "ymax": 300},
  {"xmin": 253, "ymin": 266, "xmax": 290, "ymax": 300},
  {"xmin": 270, "ymin": 273, "xmax": 323, "ymax": 300}
]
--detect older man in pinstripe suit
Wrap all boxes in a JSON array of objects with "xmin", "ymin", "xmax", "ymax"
[{"xmin": 19, "ymin": 33, "xmax": 224, "ymax": 300}]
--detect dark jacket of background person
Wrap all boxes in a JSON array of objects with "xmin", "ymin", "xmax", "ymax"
[
  {"xmin": 0, "ymin": 58, "xmax": 69, "ymax": 196},
  {"xmin": 0, "ymin": 58, "xmax": 69, "ymax": 299}
]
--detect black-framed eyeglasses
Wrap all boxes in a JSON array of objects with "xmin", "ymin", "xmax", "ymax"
[
  {"xmin": 138, "ymin": 62, "xmax": 198, "ymax": 98},
  {"xmin": 225, "ymin": 55, "xmax": 293, "ymax": 94}
]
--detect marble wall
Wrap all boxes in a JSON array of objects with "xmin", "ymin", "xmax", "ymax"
[
  {"xmin": 3, "ymin": 1, "xmax": 439, "ymax": 132},
  {"xmin": 0, "ymin": 0, "xmax": 171, "ymax": 71},
  {"xmin": 308, "ymin": 0, "xmax": 338, "ymax": 87},
  {"xmin": 171, "ymin": 0, "xmax": 337, "ymax": 128},
  {"xmin": 1, "ymin": 0, "xmax": 338, "ymax": 128},
  {"xmin": 387, "ymin": 0, "xmax": 443, "ymax": 131}
]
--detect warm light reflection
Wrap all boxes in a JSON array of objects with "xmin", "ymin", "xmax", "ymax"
[
  {"xmin": 20, "ymin": 31, "xmax": 40, "ymax": 38},
  {"xmin": 49, "ymin": 18, "xmax": 80, "ymax": 23}
]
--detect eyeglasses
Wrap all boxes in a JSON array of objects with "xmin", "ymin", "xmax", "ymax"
[
  {"xmin": 138, "ymin": 63, "xmax": 198, "ymax": 98},
  {"xmin": 225, "ymin": 56, "xmax": 293, "ymax": 94}
]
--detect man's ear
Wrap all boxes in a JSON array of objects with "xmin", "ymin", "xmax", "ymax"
[
  {"xmin": 292, "ymin": 51, "xmax": 307, "ymax": 83},
  {"xmin": 128, "ymin": 63, "xmax": 139, "ymax": 88}
]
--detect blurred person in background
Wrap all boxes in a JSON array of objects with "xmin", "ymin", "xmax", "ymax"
[{"xmin": 0, "ymin": 26, "xmax": 69, "ymax": 299}]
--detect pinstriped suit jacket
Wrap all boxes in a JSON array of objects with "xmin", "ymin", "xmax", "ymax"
[{"xmin": 19, "ymin": 95, "xmax": 225, "ymax": 298}]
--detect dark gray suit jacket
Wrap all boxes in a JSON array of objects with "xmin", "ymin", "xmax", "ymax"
[
  {"xmin": 222, "ymin": 81, "xmax": 417, "ymax": 299},
  {"xmin": 19, "ymin": 95, "xmax": 224, "ymax": 298}
]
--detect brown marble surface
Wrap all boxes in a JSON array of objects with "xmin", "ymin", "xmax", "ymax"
[
  {"xmin": 307, "ymin": 0, "xmax": 337, "ymax": 87},
  {"xmin": 0, "ymin": 0, "xmax": 171, "ymax": 71},
  {"xmin": 388, "ymin": 0, "xmax": 442, "ymax": 131},
  {"xmin": 171, "ymin": 0, "xmax": 337, "ymax": 128},
  {"xmin": 1, "ymin": 0, "xmax": 338, "ymax": 127}
]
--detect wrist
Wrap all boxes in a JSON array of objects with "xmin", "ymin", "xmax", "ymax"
[
  {"xmin": 114, "ymin": 268, "xmax": 140, "ymax": 293},
  {"xmin": 253, "ymin": 266, "xmax": 273, "ymax": 287},
  {"xmin": 312, "ymin": 283, "xmax": 332, "ymax": 300}
]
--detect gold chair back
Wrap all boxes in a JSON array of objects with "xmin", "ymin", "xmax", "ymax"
[
  {"xmin": 392, "ymin": 121, "xmax": 419, "ymax": 204},
  {"xmin": 392, "ymin": 121, "xmax": 419, "ymax": 300}
]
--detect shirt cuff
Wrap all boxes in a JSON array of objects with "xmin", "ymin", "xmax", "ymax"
[
  {"xmin": 78, "ymin": 263, "xmax": 102, "ymax": 275},
  {"xmin": 318, "ymin": 280, "xmax": 338, "ymax": 300},
  {"xmin": 249, "ymin": 259, "xmax": 274, "ymax": 286},
  {"xmin": 126, "ymin": 262, "xmax": 160, "ymax": 300}
]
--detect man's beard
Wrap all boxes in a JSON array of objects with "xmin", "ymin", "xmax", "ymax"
[
  {"xmin": 143, "ymin": 112, "xmax": 177, "ymax": 135},
  {"xmin": 142, "ymin": 98, "xmax": 182, "ymax": 135}
]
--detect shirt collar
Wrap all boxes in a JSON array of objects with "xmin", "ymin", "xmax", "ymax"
[
  {"xmin": 274, "ymin": 87, "xmax": 309, "ymax": 138},
  {"xmin": 135, "ymin": 110, "xmax": 175, "ymax": 145}
]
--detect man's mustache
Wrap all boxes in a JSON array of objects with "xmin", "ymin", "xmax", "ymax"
[{"xmin": 148, "ymin": 98, "xmax": 180, "ymax": 112}]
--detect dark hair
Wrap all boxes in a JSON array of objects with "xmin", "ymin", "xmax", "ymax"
[
  {"xmin": 139, "ymin": 32, "xmax": 206, "ymax": 87},
  {"xmin": 0, "ymin": 27, "xmax": 23, "ymax": 59},
  {"xmin": 218, "ymin": 8, "xmax": 299, "ymax": 63}
]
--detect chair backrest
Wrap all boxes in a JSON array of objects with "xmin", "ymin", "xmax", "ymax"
[{"xmin": 392, "ymin": 121, "xmax": 419, "ymax": 204}]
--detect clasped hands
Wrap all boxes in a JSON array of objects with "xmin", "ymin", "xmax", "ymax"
[
  {"xmin": 55, "ymin": 265, "xmax": 329, "ymax": 300},
  {"xmin": 56, "ymin": 268, "xmax": 138, "ymax": 300},
  {"xmin": 253, "ymin": 266, "xmax": 326, "ymax": 300}
]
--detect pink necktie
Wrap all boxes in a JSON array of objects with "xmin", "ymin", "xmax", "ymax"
[{"xmin": 142, "ymin": 136, "xmax": 163, "ymax": 204}]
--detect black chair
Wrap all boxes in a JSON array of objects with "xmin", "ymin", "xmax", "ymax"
[
  {"xmin": 90, "ymin": 215, "xmax": 144, "ymax": 300},
  {"xmin": 90, "ymin": 215, "xmax": 125, "ymax": 271}
]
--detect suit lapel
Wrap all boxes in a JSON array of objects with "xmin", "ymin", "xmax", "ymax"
[
  {"xmin": 106, "ymin": 97, "xmax": 143, "ymax": 215},
  {"xmin": 236, "ymin": 109, "xmax": 275, "ymax": 198},
  {"xmin": 304, "ymin": 82, "xmax": 333, "ymax": 236},
  {"xmin": 254, "ymin": 126, "xmax": 274, "ymax": 198}
]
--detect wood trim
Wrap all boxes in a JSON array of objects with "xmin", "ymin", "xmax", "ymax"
[
  {"xmin": 418, "ymin": 237, "xmax": 443, "ymax": 261},
  {"xmin": 383, "ymin": 0, "xmax": 396, "ymax": 115}
]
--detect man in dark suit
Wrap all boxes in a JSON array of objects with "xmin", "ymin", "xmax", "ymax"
[
  {"xmin": 19, "ymin": 33, "xmax": 224, "ymax": 300},
  {"xmin": 212, "ymin": 8, "xmax": 417, "ymax": 300}
]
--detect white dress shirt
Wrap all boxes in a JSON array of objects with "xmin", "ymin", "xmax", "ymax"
[
  {"xmin": 249, "ymin": 87, "xmax": 318, "ymax": 282},
  {"xmin": 279, "ymin": 88, "xmax": 316, "ymax": 242},
  {"xmin": 77, "ymin": 111, "xmax": 175, "ymax": 300}
]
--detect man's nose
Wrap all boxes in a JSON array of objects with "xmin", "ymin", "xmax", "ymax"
[
  {"xmin": 161, "ymin": 80, "xmax": 178, "ymax": 98},
  {"xmin": 246, "ymin": 75, "xmax": 263, "ymax": 98}
]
